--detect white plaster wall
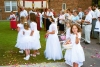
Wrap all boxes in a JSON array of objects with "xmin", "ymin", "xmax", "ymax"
[{"xmin": 25, "ymin": 1, "xmax": 32, "ymax": 8}]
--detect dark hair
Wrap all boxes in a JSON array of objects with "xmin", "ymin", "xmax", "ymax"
[
  {"xmin": 70, "ymin": 24, "xmax": 82, "ymax": 33},
  {"xmin": 67, "ymin": 9, "xmax": 70, "ymax": 11},
  {"xmin": 49, "ymin": 16, "xmax": 54, "ymax": 22},
  {"xmin": 24, "ymin": 23, "xmax": 29, "ymax": 30},
  {"xmin": 11, "ymin": 11, "xmax": 13, "ymax": 13},
  {"xmin": 93, "ymin": 5, "xmax": 98, "ymax": 8},
  {"xmin": 30, "ymin": 13, "xmax": 37, "ymax": 23},
  {"xmin": 74, "ymin": 11, "xmax": 78, "ymax": 14}
]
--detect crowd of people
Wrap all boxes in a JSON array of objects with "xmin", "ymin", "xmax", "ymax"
[{"xmin": 8, "ymin": 5, "xmax": 100, "ymax": 67}]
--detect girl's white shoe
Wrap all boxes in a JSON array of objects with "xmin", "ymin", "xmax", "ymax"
[
  {"xmin": 24, "ymin": 55, "xmax": 30, "ymax": 60},
  {"xmin": 19, "ymin": 50, "xmax": 23, "ymax": 53}
]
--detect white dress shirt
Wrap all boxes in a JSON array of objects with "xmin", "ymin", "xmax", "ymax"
[
  {"xmin": 89, "ymin": 10, "xmax": 96, "ymax": 18},
  {"xmin": 68, "ymin": 14, "xmax": 74, "ymax": 20},
  {"xmin": 94, "ymin": 8, "xmax": 100, "ymax": 19},
  {"xmin": 59, "ymin": 14, "xmax": 65, "ymax": 24},
  {"xmin": 85, "ymin": 13, "xmax": 92, "ymax": 24},
  {"xmin": 20, "ymin": 10, "xmax": 28, "ymax": 18}
]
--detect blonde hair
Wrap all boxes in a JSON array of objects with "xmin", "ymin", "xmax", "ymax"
[
  {"xmin": 66, "ymin": 20, "xmax": 72, "ymax": 28},
  {"xmin": 20, "ymin": 16, "xmax": 26, "ymax": 24},
  {"xmin": 24, "ymin": 22, "xmax": 29, "ymax": 30}
]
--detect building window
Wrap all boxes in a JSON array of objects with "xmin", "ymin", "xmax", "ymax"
[
  {"xmin": 5, "ymin": 1, "xmax": 17, "ymax": 12},
  {"xmin": 62, "ymin": 3, "xmax": 66, "ymax": 10}
]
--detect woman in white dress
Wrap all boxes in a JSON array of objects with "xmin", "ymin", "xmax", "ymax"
[
  {"xmin": 44, "ymin": 17, "xmax": 63, "ymax": 61},
  {"xmin": 30, "ymin": 13, "xmax": 41, "ymax": 57},
  {"xmin": 64, "ymin": 24, "xmax": 85, "ymax": 67},
  {"xmin": 15, "ymin": 16, "xmax": 26, "ymax": 53}
]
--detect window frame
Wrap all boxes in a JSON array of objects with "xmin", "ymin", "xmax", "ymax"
[
  {"xmin": 62, "ymin": 3, "xmax": 66, "ymax": 10},
  {"xmin": 4, "ymin": 1, "xmax": 17, "ymax": 12}
]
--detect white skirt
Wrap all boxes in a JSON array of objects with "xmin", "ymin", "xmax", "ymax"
[
  {"xmin": 15, "ymin": 30, "xmax": 24, "ymax": 48},
  {"xmin": 31, "ymin": 31, "xmax": 41, "ymax": 50},
  {"xmin": 16, "ymin": 36, "xmax": 33, "ymax": 50},
  {"xmin": 44, "ymin": 34, "xmax": 63, "ymax": 61},
  {"xmin": 64, "ymin": 44, "xmax": 85, "ymax": 67}
]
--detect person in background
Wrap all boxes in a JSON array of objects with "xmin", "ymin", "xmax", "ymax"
[
  {"xmin": 67, "ymin": 11, "xmax": 74, "ymax": 21},
  {"xmin": 94, "ymin": 16, "xmax": 100, "ymax": 45},
  {"xmin": 51, "ymin": 9, "xmax": 56, "ymax": 17},
  {"xmin": 82, "ymin": 9, "xmax": 92, "ymax": 44},
  {"xmin": 46, "ymin": 9, "xmax": 54, "ymax": 31},
  {"xmin": 72, "ymin": 11, "xmax": 79, "ymax": 23},
  {"xmin": 20, "ymin": 6, "xmax": 28, "ymax": 19},
  {"xmin": 65, "ymin": 9, "xmax": 70, "ymax": 20},
  {"xmin": 9, "ymin": 11, "xmax": 17, "ymax": 30},
  {"xmin": 78, "ymin": 7, "xmax": 84, "ymax": 20},
  {"xmin": 36, "ymin": 9, "xmax": 42, "ymax": 30},
  {"xmin": 65, "ymin": 21, "xmax": 71, "ymax": 39},
  {"xmin": 92, "ymin": 5, "xmax": 100, "ymax": 39},
  {"xmin": 58, "ymin": 11, "xmax": 65, "ymax": 34}
]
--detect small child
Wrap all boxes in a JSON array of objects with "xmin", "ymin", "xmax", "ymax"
[
  {"xmin": 44, "ymin": 17, "xmax": 63, "ymax": 61},
  {"xmin": 65, "ymin": 21, "xmax": 71, "ymax": 40},
  {"xmin": 30, "ymin": 13, "xmax": 41, "ymax": 57},
  {"xmin": 64, "ymin": 24, "xmax": 85, "ymax": 67},
  {"xmin": 9, "ymin": 11, "xmax": 17, "ymax": 30},
  {"xmin": 15, "ymin": 16, "xmax": 26, "ymax": 53},
  {"xmin": 16, "ymin": 22, "xmax": 32, "ymax": 60}
]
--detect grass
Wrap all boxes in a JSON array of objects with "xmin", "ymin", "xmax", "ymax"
[{"xmin": 0, "ymin": 21, "xmax": 64, "ymax": 66}]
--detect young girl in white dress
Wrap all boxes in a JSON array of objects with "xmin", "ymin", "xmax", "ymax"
[
  {"xmin": 66, "ymin": 21, "xmax": 71, "ymax": 39},
  {"xmin": 16, "ymin": 22, "xmax": 32, "ymax": 60},
  {"xmin": 44, "ymin": 17, "xmax": 63, "ymax": 61},
  {"xmin": 30, "ymin": 13, "xmax": 41, "ymax": 57},
  {"xmin": 64, "ymin": 24, "xmax": 85, "ymax": 67},
  {"xmin": 15, "ymin": 16, "xmax": 26, "ymax": 53}
]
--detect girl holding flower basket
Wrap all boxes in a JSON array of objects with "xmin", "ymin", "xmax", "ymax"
[{"xmin": 64, "ymin": 24, "xmax": 85, "ymax": 67}]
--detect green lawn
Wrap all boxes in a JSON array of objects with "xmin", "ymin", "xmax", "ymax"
[{"xmin": 0, "ymin": 21, "xmax": 64, "ymax": 66}]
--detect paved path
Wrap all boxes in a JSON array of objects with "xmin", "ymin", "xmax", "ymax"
[{"xmin": 0, "ymin": 62, "xmax": 67, "ymax": 67}]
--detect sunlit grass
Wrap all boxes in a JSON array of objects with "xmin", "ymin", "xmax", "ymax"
[{"xmin": 0, "ymin": 21, "xmax": 64, "ymax": 66}]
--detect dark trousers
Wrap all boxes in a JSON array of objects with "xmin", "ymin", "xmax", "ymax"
[
  {"xmin": 46, "ymin": 18, "xmax": 51, "ymax": 31},
  {"xmin": 91, "ymin": 19, "xmax": 98, "ymax": 38}
]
